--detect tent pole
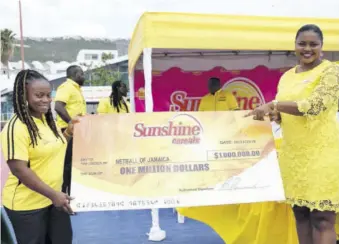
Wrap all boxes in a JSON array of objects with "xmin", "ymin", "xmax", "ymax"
[{"xmin": 142, "ymin": 48, "xmax": 167, "ymax": 241}]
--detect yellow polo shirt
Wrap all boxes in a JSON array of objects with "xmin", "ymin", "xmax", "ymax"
[
  {"xmin": 97, "ymin": 97, "xmax": 130, "ymax": 114},
  {"xmin": 198, "ymin": 89, "xmax": 239, "ymax": 111},
  {"xmin": 1, "ymin": 115, "xmax": 67, "ymax": 211},
  {"xmin": 55, "ymin": 78, "xmax": 86, "ymax": 129}
]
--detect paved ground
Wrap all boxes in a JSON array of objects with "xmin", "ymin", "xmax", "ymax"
[
  {"xmin": 2, "ymin": 154, "xmax": 223, "ymax": 244},
  {"xmin": 72, "ymin": 208, "xmax": 224, "ymax": 244}
]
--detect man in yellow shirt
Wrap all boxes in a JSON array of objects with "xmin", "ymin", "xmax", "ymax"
[
  {"xmin": 198, "ymin": 77, "xmax": 239, "ymax": 111},
  {"xmin": 54, "ymin": 65, "xmax": 86, "ymax": 129},
  {"xmin": 54, "ymin": 65, "xmax": 86, "ymax": 195}
]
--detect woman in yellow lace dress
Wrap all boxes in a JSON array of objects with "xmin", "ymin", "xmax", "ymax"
[
  {"xmin": 248, "ymin": 24, "xmax": 339, "ymax": 244},
  {"xmin": 178, "ymin": 24, "xmax": 339, "ymax": 244}
]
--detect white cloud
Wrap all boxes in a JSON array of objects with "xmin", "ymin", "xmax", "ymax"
[{"xmin": 1, "ymin": 0, "xmax": 338, "ymax": 39}]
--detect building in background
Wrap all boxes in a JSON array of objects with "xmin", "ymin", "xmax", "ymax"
[
  {"xmin": 1, "ymin": 49, "xmax": 120, "ymax": 81},
  {"xmin": 1, "ymin": 53, "xmax": 129, "ymax": 126},
  {"xmin": 77, "ymin": 49, "xmax": 118, "ymax": 65},
  {"xmin": 48, "ymin": 54, "xmax": 128, "ymax": 90}
]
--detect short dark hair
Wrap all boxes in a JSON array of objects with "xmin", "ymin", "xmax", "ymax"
[
  {"xmin": 295, "ymin": 24, "xmax": 324, "ymax": 43},
  {"xmin": 66, "ymin": 65, "xmax": 81, "ymax": 79},
  {"xmin": 208, "ymin": 77, "xmax": 221, "ymax": 85}
]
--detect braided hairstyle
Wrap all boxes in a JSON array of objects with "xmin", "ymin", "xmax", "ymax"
[
  {"xmin": 110, "ymin": 80, "xmax": 129, "ymax": 113},
  {"xmin": 13, "ymin": 69, "xmax": 64, "ymax": 147}
]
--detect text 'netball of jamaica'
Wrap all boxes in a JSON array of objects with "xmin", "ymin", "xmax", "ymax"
[{"xmin": 133, "ymin": 121, "xmax": 202, "ymax": 145}]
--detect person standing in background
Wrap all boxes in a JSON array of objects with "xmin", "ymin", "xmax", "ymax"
[
  {"xmin": 54, "ymin": 65, "xmax": 86, "ymax": 195},
  {"xmin": 97, "ymin": 80, "xmax": 130, "ymax": 114},
  {"xmin": 198, "ymin": 77, "xmax": 239, "ymax": 111}
]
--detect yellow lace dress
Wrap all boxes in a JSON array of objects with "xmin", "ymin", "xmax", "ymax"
[
  {"xmin": 177, "ymin": 61, "xmax": 339, "ymax": 244},
  {"xmin": 277, "ymin": 60, "xmax": 339, "ymax": 211}
]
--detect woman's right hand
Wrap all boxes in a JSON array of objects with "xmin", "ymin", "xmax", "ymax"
[
  {"xmin": 65, "ymin": 115, "xmax": 82, "ymax": 136},
  {"xmin": 50, "ymin": 191, "xmax": 74, "ymax": 215}
]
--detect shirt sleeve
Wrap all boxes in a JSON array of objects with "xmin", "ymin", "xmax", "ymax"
[
  {"xmin": 226, "ymin": 92, "xmax": 239, "ymax": 110},
  {"xmin": 54, "ymin": 85, "xmax": 71, "ymax": 104},
  {"xmin": 297, "ymin": 65, "xmax": 339, "ymax": 116},
  {"xmin": 126, "ymin": 101, "xmax": 131, "ymax": 113},
  {"xmin": 1, "ymin": 119, "xmax": 29, "ymax": 162},
  {"xmin": 198, "ymin": 98, "xmax": 206, "ymax": 111},
  {"xmin": 97, "ymin": 98, "xmax": 108, "ymax": 114}
]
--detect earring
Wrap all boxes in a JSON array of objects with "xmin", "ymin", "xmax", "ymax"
[{"xmin": 26, "ymin": 101, "xmax": 28, "ymax": 107}]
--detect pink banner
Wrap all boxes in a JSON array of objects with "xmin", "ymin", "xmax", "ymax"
[{"xmin": 134, "ymin": 66, "xmax": 289, "ymax": 112}]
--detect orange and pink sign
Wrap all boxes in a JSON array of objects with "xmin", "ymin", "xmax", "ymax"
[
  {"xmin": 134, "ymin": 66, "xmax": 288, "ymax": 112},
  {"xmin": 71, "ymin": 111, "xmax": 285, "ymax": 211}
]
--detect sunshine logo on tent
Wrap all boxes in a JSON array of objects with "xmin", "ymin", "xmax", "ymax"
[
  {"xmin": 135, "ymin": 87, "xmax": 145, "ymax": 100},
  {"xmin": 222, "ymin": 77, "xmax": 265, "ymax": 110}
]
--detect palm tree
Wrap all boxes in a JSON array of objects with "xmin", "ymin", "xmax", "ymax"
[{"xmin": 1, "ymin": 29, "xmax": 16, "ymax": 76}]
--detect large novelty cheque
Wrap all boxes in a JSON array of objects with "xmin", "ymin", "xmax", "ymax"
[{"xmin": 71, "ymin": 111, "xmax": 285, "ymax": 212}]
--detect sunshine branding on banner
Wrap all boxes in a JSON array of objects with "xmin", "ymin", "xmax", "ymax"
[
  {"xmin": 134, "ymin": 66, "xmax": 286, "ymax": 112},
  {"xmin": 71, "ymin": 111, "xmax": 285, "ymax": 212},
  {"xmin": 222, "ymin": 77, "xmax": 266, "ymax": 110}
]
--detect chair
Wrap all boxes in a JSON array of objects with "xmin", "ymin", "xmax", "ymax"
[{"xmin": 1, "ymin": 207, "xmax": 17, "ymax": 244}]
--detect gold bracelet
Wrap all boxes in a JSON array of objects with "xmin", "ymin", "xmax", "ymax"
[{"xmin": 272, "ymin": 100, "xmax": 278, "ymax": 111}]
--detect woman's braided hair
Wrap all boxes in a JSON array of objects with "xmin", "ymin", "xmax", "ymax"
[
  {"xmin": 13, "ymin": 69, "xmax": 64, "ymax": 147},
  {"xmin": 110, "ymin": 80, "xmax": 129, "ymax": 113}
]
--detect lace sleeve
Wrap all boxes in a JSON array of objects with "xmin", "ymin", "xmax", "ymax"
[{"xmin": 297, "ymin": 65, "xmax": 339, "ymax": 116}]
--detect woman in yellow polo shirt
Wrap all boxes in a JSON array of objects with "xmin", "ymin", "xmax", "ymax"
[
  {"xmin": 97, "ymin": 80, "xmax": 130, "ymax": 114},
  {"xmin": 1, "ymin": 70, "xmax": 79, "ymax": 244}
]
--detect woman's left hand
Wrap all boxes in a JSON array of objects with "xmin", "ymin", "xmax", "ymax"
[{"xmin": 245, "ymin": 103, "xmax": 273, "ymax": 120}]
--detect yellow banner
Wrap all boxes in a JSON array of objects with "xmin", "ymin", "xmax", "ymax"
[{"xmin": 71, "ymin": 111, "xmax": 285, "ymax": 211}]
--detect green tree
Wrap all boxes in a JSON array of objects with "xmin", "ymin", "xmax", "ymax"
[
  {"xmin": 85, "ymin": 52, "xmax": 121, "ymax": 86},
  {"xmin": 101, "ymin": 52, "xmax": 114, "ymax": 61},
  {"xmin": 1, "ymin": 29, "xmax": 16, "ymax": 76},
  {"xmin": 87, "ymin": 68, "xmax": 121, "ymax": 86}
]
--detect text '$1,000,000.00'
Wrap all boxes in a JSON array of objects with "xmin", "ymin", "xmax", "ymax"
[{"xmin": 213, "ymin": 150, "xmax": 261, "ymax": 160}]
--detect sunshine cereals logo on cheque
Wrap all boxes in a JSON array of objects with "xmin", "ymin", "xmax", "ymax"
[
  {"xmin": 222, "ymin": 77, "xmax": 265, "ymax": 110},
  {"xmin": 133, "ymin": 114, "xmax": 203, "ymax": 145}
]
